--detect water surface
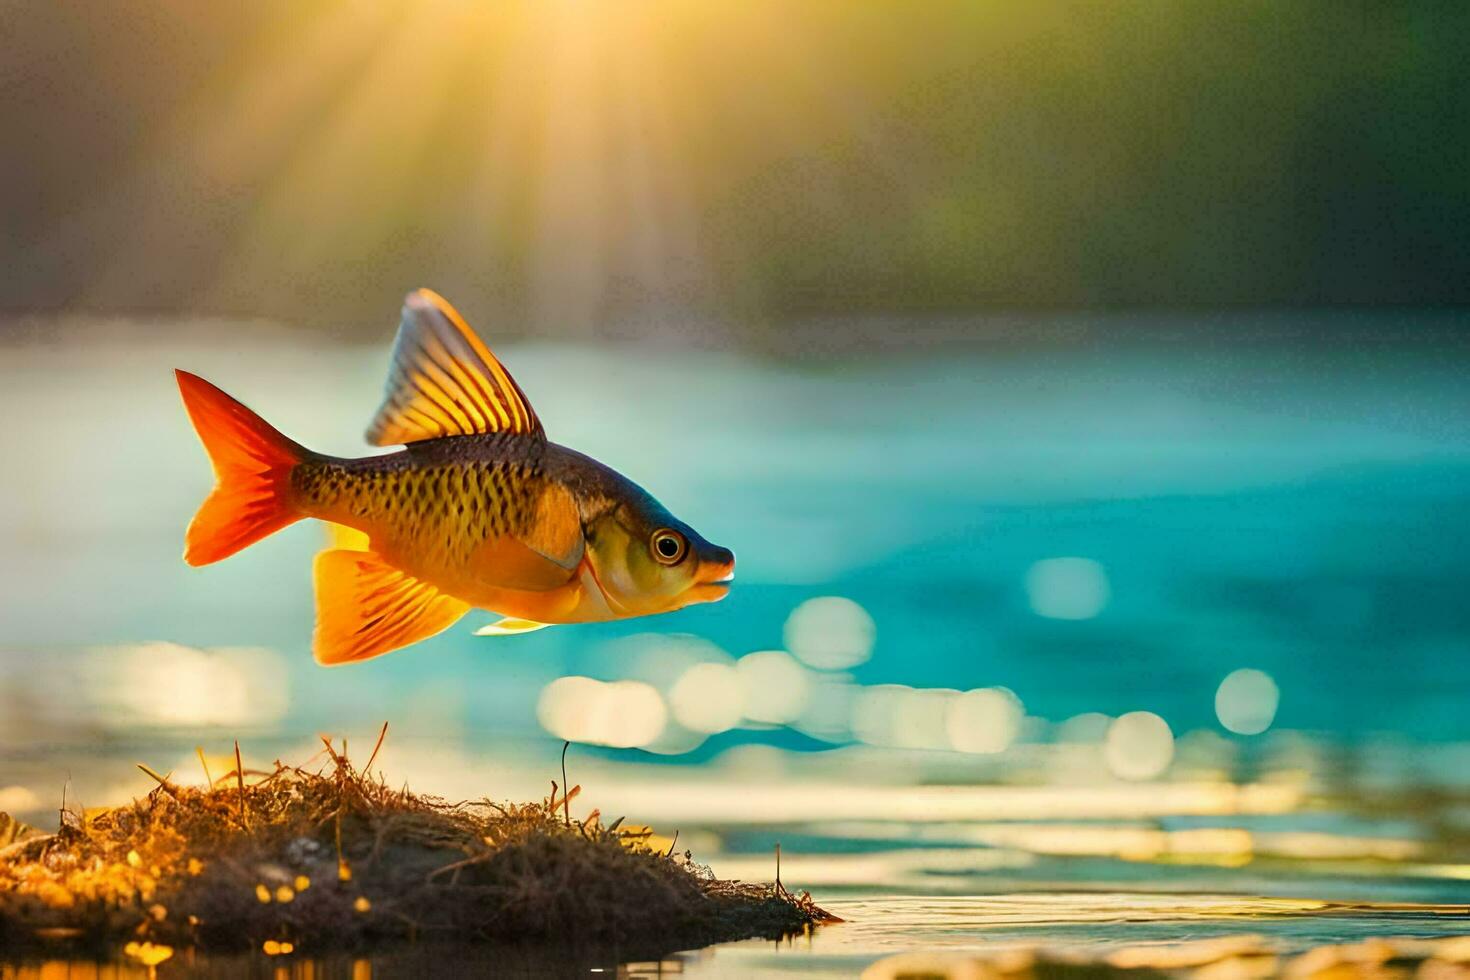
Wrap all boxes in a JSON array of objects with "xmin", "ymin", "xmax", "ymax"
[{"xmin": 2, "ymin": 315, "xmax": 1469, "ymax": 974}]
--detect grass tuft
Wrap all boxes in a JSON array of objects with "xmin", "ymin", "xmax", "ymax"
[{"xmin": 0, "ymin": 733, "xmax": 834, "ymax": 957}]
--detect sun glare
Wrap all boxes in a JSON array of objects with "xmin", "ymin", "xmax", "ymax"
[{"xmin": 50, "ymin": 1, "xmax": 787, "ymax": 332}]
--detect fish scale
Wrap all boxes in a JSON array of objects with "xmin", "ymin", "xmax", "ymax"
[{"xmin": 293, "ymin": 456, "xmax": 543, "ymax": 568}]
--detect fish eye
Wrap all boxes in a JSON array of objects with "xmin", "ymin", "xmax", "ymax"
[{"xmin": 651, "ymin": 529, "xmax": 687, "ymax": 565}]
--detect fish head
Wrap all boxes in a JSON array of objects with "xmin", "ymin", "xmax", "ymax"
[{"xmin": 583, "ymin": 495, "xmax": 734, "ymax": 617}]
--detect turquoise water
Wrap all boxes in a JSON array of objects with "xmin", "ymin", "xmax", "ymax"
[
  {"xmin": 3, "ymin": 315, "xmax": 1470, "ymax": 971},
  {"xmin": 5, "ymin": 324, "xmax": 1468, "ymax": 733}
]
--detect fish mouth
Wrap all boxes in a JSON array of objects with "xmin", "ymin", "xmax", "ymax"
[
  {"xmin": 688, "ymin": 581, "xmax": 731, "ymax": 603},
  {"xmin": 689, "ymin": 556, "xmax": 735, "ymax": 603}
]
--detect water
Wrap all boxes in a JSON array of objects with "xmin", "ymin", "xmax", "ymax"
[
  {"xmin": 2, "ymin": 314, "xmax": 1470, "ymax": 973},
  {"xmin": 5, "ymin": 896, "xmax": 1470, "ymax": 977}
]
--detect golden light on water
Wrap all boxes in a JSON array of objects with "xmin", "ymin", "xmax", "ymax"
[
  {"xmin": 122, "ymin": 941, "xmax": 174, "ymax": 968},
  {"xmin": 949, "ymin": 823, "xmax": 1259, "ymax": 864},
  {"xmin": 599, "ymin": 778, "xmax": 1303, "ymax": 826}
]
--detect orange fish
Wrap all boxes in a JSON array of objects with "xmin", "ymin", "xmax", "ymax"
[{"xmin": 176, "ymin": 289, "xmax": 734, "ymax": 665}]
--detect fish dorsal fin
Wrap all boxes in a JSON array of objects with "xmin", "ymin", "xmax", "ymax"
[
  {"xmin": 474, "ymin": 617, "xmax": 552, "ymax": 636},
  {"xmin": 366, "ymin": 288, "xmax": 543, "ymax": 446},
  {"xmin": 312, "ymin": 548, "xmax": 470, "ymax": 665}
]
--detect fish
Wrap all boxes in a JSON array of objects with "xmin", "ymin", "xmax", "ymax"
[{"xmin": 175, "ymin": 288, "xmax": 735, "ymax": 665}]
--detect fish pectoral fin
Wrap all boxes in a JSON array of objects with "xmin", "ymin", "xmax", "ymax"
[
  {"xmin": 365, "ymin": 288, "xmax": 544, "ymax": 447},
  {"xmin": 474, "ymin": 617, "xmax": 552, "ymax": 636},
  {"xmin": 472, "ymin": 533, "xmax": 581, "ymax": 592},
  {"xmin": 312, "ymin": 549, "xmax": 470, "ymax": 666},
  {"xmin": 520, "ymin": 481, "xmax": 584, "ymax": 571}
]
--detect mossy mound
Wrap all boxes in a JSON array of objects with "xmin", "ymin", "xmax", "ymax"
[{"xmin": 0, "ymin": 737, "xmax": 833, "ymax": 960}]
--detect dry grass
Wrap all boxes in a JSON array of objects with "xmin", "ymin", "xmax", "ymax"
[{"xmin": 0, "ymin": 731, "xmax": 834, "ymax": 958}]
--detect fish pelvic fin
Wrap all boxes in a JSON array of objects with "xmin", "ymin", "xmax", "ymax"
[
  {"xmin": 474, "ymin": 617, "xmax": 552, "ymax": 636},
  {"xmin": 312, "ymin": 549, "xmax": 470, "ymax": 665},
  {"xmin": 176, "ymin": 369, "xmax": 309, "ymax": 566}
]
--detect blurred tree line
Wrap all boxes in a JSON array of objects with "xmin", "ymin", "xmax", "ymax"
[{"xmin": 2, "ymin": 1, "xmax": 1466, "ymax": 337}]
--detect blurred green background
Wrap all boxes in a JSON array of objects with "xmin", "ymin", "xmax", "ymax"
[{"xmin": 4, "ymin": 1, "xmax": 1468, "ymax": 333}]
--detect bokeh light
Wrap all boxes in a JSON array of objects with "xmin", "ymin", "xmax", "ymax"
[
  {"xmin": 946, "ymin": 687, "xmax": 1025, "ymax": 754},
  {"xmin": 1055, "ymin": 712, "xmax": 1112, "ymax": 743},
  {"xmin": 84, "ymin": 643, "xmax": 288, "ymax": 728},
  {"xmin": 735, "ymin": 651, "xmax": 810, "ymax": 725},
  {"xmin": 0, "ymin": 786, "xmax": 39, "ymax": 812},
  {"xmin": 641, "ymin": 722, "xmax": 711, "ymax": 757},
  {"xmin": 1173, "ymin": 729, "xmax": 1238, "ymax": 778},
  {"xmin": 850, "ymin": 684, "xmax": 914, "ymax": 748},
  {"xmin": 1104, "ymin": 711, "xmax": 1175, "ymax": 781},
  {"xmin": 1215, "ymin": 668, "xmax": 1280, "ymax": 735},
  {"xmin": 791, "ymin": 672, "xmax": 857, "ymax": 743},
  {"xmin": 784, "ymin": 597, "xmax": 876, "ymax": 670},
  {"xmin": 1025, "ymin": 558, "xmax": 1110, "ymax": 620},
  {"xmin": 596, "ymin": 682, "xmax": 667, "ymax": 749},
  {"xmin": 892, "ymin": 688, "xmax": 960, "ymax": 751},
  {"xmin": 536, "ymin": 675, "xmax": 604, "ymax": 744},
  {"xmin": 668, "ymin": 662, "xmax": 743, "ymax": 734},
  {"xmin": 618, "ymin": 634, "xmax": 733, "ymax": 691},
  {"xmin": 537, "ymin": 676, "xmax": 668, "ymax": 749}
]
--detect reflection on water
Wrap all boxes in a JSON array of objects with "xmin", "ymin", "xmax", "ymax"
[
  {"xmin": 7, "ymin": 896, "xmax": 1470, "ymax": 978},
  {"xmin": 3, "ymin": 317, "xmax": 1470, "ymax": 974}
]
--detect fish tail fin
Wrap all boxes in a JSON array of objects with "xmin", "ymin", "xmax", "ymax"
[{"xmin": 175, "ymin": 369, "xmax": 310, "ymax": 566}]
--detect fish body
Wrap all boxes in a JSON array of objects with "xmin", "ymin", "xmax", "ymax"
[
  {"xmin": 176, "ymin": 289, "xmax": 734, "ymax": 665},
  {"xmin": 290, "ymin": 435, "xmax": 726, "ymax": 622}
]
